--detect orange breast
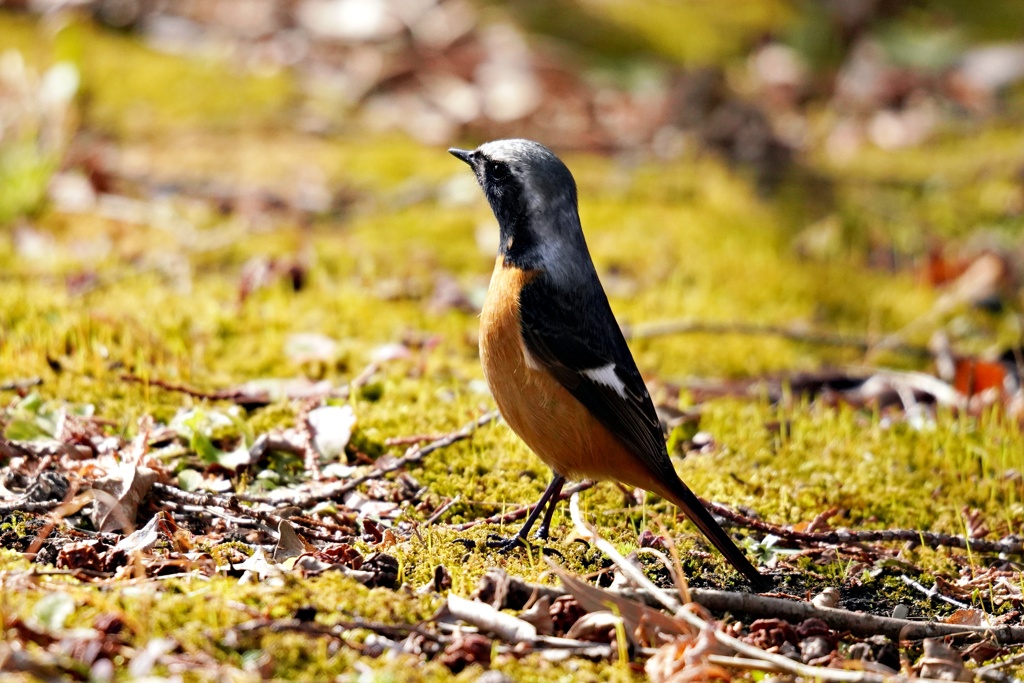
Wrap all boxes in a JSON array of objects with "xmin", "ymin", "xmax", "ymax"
[{"xmin": 479, "ymin": 258, "xmax": 665, "ymax": 493}]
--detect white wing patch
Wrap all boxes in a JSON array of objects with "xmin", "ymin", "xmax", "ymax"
[{"xmin": 582, "ymin": 363, "xmax": 627, "ymax": 398}]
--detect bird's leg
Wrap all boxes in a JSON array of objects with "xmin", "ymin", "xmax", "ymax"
[
  {"xmin": 487, "ymin": 473, "xmax": 566, "ymax": 552},
  {"xmin": 533, "ymin": 475, "xmax": 565, "ymax": 540}
]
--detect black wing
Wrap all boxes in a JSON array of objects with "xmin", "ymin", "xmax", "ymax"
[
  {"xmin": 520, "ymin": 271, "xmax": 771, "ymax": 590},
  {"xmin": 518, "ymin": 271, "xmax": 676, "ymax": 480}
]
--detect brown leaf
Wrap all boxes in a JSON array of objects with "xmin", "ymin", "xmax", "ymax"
[
  {"xmin": 918, "ymin": 638, "xmax": 973, "ymax": 681},
  {"xmin": 943, "ymin": 608, "xmax": 985, "ymax": 627},
  {"xmin": 439, "ymin": 632, "xmax": 492, "ymax": 673},
  {"xmin": 315, "ymin": 543, "xmax": 364, "ymax": 569},
  {"xmin": 518, "ymin": 595, "xmax": 554, "ymax": 636},
  {"xmin": 549, "ymin": 561, "xmax": 693, "ymax": 646},
  {"xmin": 953, "ymin": 357, "xmax": 1009, "ymax": 399},
  {"xmin": 90, "ymin": 464, "xmax": 158, "ymax": 533},
  {"xmin": 56, "ymin": 541, "xmax": 103, "ymax": 572},
  {"xmin": 360, "ymin": 553, "xmax": 400, "ymax": 589},
  {"xmin": 565, "ymin": 611, "xmax": 624, "ymax": 644},
  {"xmin": 550, "ymin": 595, "xmax": 587, "ymax": 635},
  {"xmin": 272, "ymin": 520, "xmax": 314, "ymax": 562},
  {"xmin": 645, "ymin": 629, "xmax": 732, "ymax": 683}
]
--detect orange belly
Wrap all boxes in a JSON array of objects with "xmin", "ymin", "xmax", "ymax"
[{"xmin": 479, "ymin": 258, "xmax": 666, "ymax": 494}]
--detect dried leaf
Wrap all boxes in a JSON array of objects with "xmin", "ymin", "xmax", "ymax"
[
  {"xmin": 56, "ymin": 541, "xmax": 102, "ymax": 572},
  {"xmin": 549, "ymin": 562, "xmax": 692, "ymax": 645},
  {"xmin": 918, "ymin": 638, "xmax": 972, "ymax": 681},
  {"xmin": 308, "ymin": 405, "xmax": 356, "ymax": 459},
  {"xmin": 439, "ymin": 632, "xmax": 492, "ymax": 673},
  {"xmin": 646, "ymin": 629, "xmax": 733, "ymax": 683},
  {"xmin": 272, "ymin": 520, "xmax": 312, "ymax": 562},
  {"xmin": 518, "ymin": 595, "xmax": 554, "ymax": 636},
  {"xmin": 565, "ymin": 611, "xmax": 625, "ymax": 644},
  {"xmin": 127, "ymin": 637, "xmax": 176, "ymax": 678},
  {"xmin": 114, "ymin": 513, "xmax": 163, "ymax": 554},
  {"xmin": 943, "ymin": 608, "xmax": 985, "ymax": 627},
  {"xmin": 233, "ymin": 548, "xmax": 277, "ymax": 581},
  {"xmin": 91, "ymin": 464, "xmax": 158, "ymax": 533}
]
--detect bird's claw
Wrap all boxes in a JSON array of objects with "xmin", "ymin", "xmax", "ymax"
[
  {"xmin": 485, "ymin": 533, "xmax": 564, "ymax": 559},
  {"xmin": 485, "ymin": 533, "xmax": 526, "ymax": 553}
]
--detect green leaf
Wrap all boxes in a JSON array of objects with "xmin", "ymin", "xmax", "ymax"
[
  {"xmin": 33, "ymin": 592, "xmax": 76, "ymax": 632},
  {"xmin": 3, "ymin": 393, "xmax": 62, "ymax": 440},
  {"xmin": 177, "ymin": 469, "xmax": 204, "ymax": 492}
]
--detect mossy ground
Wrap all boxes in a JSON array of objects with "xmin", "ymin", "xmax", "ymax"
[{"xmin": 2, "ymin": 8, "xmax": 1024, "ymax": 681}]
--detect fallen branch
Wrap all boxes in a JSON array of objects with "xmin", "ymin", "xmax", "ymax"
[
  {"xmin": 900, "ymin": 575, "xmax": 973, "ymax": 611},
  {"xmin": 296, "ymin": 398, "xmax": 322, "ymax": 483},
  {"xmin": 621, "ymin": 320, "xmax": 930, "ymax": 358},
  {"xmin": 119, "ymin": 372, "xmax": 350, "ymax": 407},
  {"xmin": 152, "ymin": 483, "xmax": 350, "ymax": 542},
  {"xmin": 0, "ymin": 498, "xmax": 67, "ymax": 515},
  {"xmin": 253, "ymin": 411, "xmax": 499, "ymax": 507},
  {"xmin": 704, "ymin": 499, "xmax": 1024, "ymax": 556},
  {"xmin": 687, "ymin": 588, "xmax": 1024, "ymax": 644},
  {"xmin": 439, "ymin": 594, "xmax": 632, "ymax": 659},
  {"xmin": 232, "ymin": 615, "xmax": 442, "ymax": 644},
  {"xmin": 425, "ymin": 496, "xmax": 461, "ymax": 526},
  {"xmin": 121, "ymin": 373, "xmax": 269, "ymax": 403},
  {"xmin": 445, "ymin": 593, "xmax": 537, "ymax": 642},
  {"xmin": 384, "ymin": 433, "xmax": 451, "ymax": 447},
  {"xmin": 488, "ymin": 565, "xmax": 1024, "ymax": 645},
  {"xmin": 565, "ymin": 492, "xmax": 1000, "ymax": 682}
]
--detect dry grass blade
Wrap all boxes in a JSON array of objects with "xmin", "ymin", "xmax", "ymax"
[{"xmin": 565, "ymin": 493, "xmax": 983, "ymax": 683}]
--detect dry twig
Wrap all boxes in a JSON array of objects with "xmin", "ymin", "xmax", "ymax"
[
  {"xmin": 152, "ymin": 483, "xmax": 350, "ymax": 542},
  {"xmin": 254, "ymin": 411, "xmax": 499, "ymax": 507},
  {"xmin": 621, "ymin": 320, "xmax": 931, "ymax": 358},
  {"xmin": 565, "ymin": 492, "xmax": 1006, "ymax": 681},
  {"xmin": 705, "ymin": 499, "xmax": 1024, "ymax": 556}
]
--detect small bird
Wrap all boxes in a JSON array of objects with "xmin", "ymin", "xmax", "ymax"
[{"xmin": 450, "ymin": 139, "xmax": 769, "ymax": 590}]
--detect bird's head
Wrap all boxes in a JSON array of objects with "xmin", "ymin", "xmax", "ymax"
[{"xmin": 449, "ymin": 139, "xmax": 583, "ymax": 271}]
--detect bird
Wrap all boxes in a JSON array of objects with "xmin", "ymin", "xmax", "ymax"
[{"xmin": 449, "ymin": 139, "xmax": 769, "ymax": 590}]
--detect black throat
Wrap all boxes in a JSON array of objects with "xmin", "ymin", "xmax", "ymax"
[{"xmin": 483, "ymin": 173, "xmax": 539, "ymax": 271}]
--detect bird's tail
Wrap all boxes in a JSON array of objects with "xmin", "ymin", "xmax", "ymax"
[{"xmin": 657, "ymin": 477, "xmax": 772, "ymax": 592}]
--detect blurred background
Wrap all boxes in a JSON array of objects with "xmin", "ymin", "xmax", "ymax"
[{"xmin": 2, "ymin": 0, "xmax": 1024, "ymax": 411}]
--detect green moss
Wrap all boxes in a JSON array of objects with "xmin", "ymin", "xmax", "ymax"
[
  {"xmin": 815, "ymin": 125, "xmax": 1024, "ymax": 246},
  {"xmin": 494, "ymin": 0, "xmax": 791, "ymax": 67},
  {"xmin": 2, "ymin": 6, "xmax": 1024, "ymax": 679},
  {"xmin": 0, "ymin": 547, "xmax": 31, "ymax": 571},
  {"xmin": 0, "ymin": 139, "xmax": 58, "ymax": 223}
]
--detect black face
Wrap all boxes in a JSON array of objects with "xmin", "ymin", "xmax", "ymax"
[{"xmin": 449, "ymin": 148, "xmax": 535, "ymax": 266}]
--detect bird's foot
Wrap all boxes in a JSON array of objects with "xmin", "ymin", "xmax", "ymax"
[
  {"xmin": 485, "ymin": 533, "xmax": 527, "ymax": 553},
  {"xmin": 533, "ymin": 523, "xmax": 553, "ymax": 541},
  {"xmin": 485, "ymin": 533, "xmax": 564, "ymax": 559},
  {"xmin": 450, "ymin": 538, "xmax": 477, "ymax": 551}
]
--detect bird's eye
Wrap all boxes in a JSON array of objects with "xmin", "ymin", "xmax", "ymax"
[{"xmin": 488, "ymin": 162, "xmax": 509, "ymax": 182}]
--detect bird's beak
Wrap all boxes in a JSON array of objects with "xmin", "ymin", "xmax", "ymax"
[{"xmin": 448, "ymin": 147, "xmax": 474, "ymax": 166}]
